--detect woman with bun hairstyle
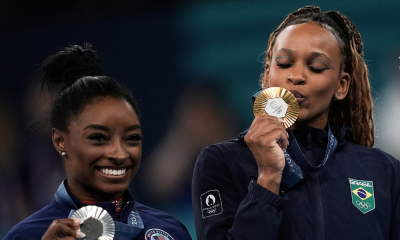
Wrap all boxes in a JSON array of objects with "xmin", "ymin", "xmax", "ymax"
[
  {"xmin": 192, "ymin": 6, "xmax": 400, "ymax": 240},
  {"xmin": 4, "ymin": 44, "xmax": 191, "ymax": 240}
]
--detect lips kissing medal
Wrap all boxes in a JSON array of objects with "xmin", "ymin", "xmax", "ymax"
[
  {"xmin": 71, "ymin": 206, "xmax": 115, "ymax": 240},
  {"xmin": 253, "ymin": 87, "xmax": 299, "ymax": 128}
]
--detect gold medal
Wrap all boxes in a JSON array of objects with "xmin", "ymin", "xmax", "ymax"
[
  {"xmin": 71, "ymin": 206, "xmax": 115, "ymax": 240},
  {"xmin": 253, "ymin": 87, "xmax": 299, "ymax": 128}
]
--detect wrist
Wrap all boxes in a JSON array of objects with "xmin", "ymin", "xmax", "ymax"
[{"xmin": 257, "ymin": 171, "xmax": 282, "ymax": 195}]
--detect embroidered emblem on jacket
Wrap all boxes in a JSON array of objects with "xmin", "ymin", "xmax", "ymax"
[
  {"xmin": 349, "ymin": 178, "xmax": 375, "ymax": 214},
  {"xmin": 200, "ymin": 189, "xmax": 223, "ymax": 218},
  {"xmin": 145, "ymin": 228, "xmax": 174, "ymax": 240}
]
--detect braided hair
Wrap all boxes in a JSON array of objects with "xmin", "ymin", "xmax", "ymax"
[
  {"xmin": 40, "ymin": 43, "xmax": 140, "ymax": 132},
  {"xmin": 262, "ymin": 6, "xmax": 374, "ymax": 147}
]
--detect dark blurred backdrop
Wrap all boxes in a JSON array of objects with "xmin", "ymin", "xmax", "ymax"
[{"xmin": 1, "ymin": 0, "xmax": 399, "ymax": 238}]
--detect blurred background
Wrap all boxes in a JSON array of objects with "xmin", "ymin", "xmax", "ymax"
[{"xmin": 0, "ymin": 0, "xmax": 399, "ymax": 238}]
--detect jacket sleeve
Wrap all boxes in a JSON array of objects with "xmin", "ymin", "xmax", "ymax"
[
  {"xmin": 390, "ymin": 158, "xmax": 400, "ymax": 239},
  {"xmin": 192, "ymin": 144, "xmax": 288, "ymax": 240}
]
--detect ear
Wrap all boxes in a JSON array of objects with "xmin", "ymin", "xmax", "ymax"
[
  {"xmin": 52, "ymin": 128, "xmax": 67, "ymax": 156},
  {"xmin": 261, "ymin": 61, "xmax": 271, "ymax": 89},
  {"xmin": 334, "ymin": 71, "xmax": 350, "ymax": 100}
]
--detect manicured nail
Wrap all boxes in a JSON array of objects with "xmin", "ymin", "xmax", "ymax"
[{"xmin": 77, "ymin": 230, "xmax": 86, "ymax": 238}]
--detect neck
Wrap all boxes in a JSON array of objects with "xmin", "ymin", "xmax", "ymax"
[
  {"xmin": 290, "ymin": 119, "xmax": 328, "ymax": 132},
  {"xmin": 65, "ymin": 180, "xmax": 124, "ymax": 202}
]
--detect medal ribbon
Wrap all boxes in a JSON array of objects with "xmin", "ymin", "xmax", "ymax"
[
  {"xmin": 282, "ymin": 124, "xmax": 338, "ymax": 187},
  {"xmin": 113, "ymin": 203, "xmax": 144, "ymax": 239}
]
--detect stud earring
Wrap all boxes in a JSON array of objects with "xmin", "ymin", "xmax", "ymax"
[
  {"xmin": 59, "ymin": 151, "xmax": 66, "ymax": 157},
  {"xmin": 338, "ymin": 94, "xmax": 340, "ymax": 97}
]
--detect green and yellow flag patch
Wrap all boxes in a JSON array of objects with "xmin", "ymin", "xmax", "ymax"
[{"xmin": 349, "ymin": 178, "xmax": 375, "ymax": 214}]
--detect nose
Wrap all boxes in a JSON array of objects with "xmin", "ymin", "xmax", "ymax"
[
  {"xmin": 106, "ymin": 140, "xmax": 129, "ymax": 163},
  {"xmin": 287, "ymin": 64, "xmax": 306, "ymax": 85}
]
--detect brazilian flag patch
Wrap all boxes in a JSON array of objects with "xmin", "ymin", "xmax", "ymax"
[{"xmin": 349, "ymin": 178, "xmax": 375, "ymax": 214}]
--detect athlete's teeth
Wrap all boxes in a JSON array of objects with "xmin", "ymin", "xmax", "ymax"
[{"xmin": 101, "ymin": 168, "xmax": 126, "ymax": 176}]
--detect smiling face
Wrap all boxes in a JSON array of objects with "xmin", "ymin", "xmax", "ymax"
[
  {"xmin": 263, "ymin": 22, "xmax": 350, "ymax": 130},
  {"xmin": 53, "ymin": 96, "xmax": 142, "ymax": 201}
]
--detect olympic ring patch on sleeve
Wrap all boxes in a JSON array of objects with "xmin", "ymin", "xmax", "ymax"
[{"xmin": 200, "ymin": 189, "xmax": 223, "ymax": 218}]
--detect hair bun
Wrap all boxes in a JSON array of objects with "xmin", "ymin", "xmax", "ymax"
[{"xmin": 40, "ymin": 43, "xmax": 103, "ymax": 94}]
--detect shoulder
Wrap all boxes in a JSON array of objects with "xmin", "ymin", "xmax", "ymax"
[
  {"xmin": 135, "ymin": 202, "xmax": 191, "ymax": 239},
  {"xmin": 339, "ymin": 142, "xmax": 400, "ymax": 177},
  {"xmin": 344, "ymin": 142, "xmax": 399, "ymax": 164},
  {"xmin": 4, "ymin": 200, "xmax": 69, "ymax": 240},
  {"xmin": 193, "ymin": 136, "xmax": 258, "ymax": 195},
  {"xmin": 197, "ymin": 137, "xmax": 252, "ymax": 166},
  {"xmin": 136, "ymin": 201, "xmax": 184, "ymax": 226}
]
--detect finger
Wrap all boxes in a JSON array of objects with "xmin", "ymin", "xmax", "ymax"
[
  {"xmin": 278, "ymin": 132, "xmax": 289, "ymax": 149},
  {"xmin": 251, "ymin": 127, "xmax": 289, "ymax": 150},
  {"xmin": 248, "ymin": 116, "xmax": 282, "ymax": 138},
  {"xmin": 247, "ymin": 119, "xmax": 287, "ymax": 143},
  {"xmin": 249, "ymin": 115, "xmax": 276, "ymax": 131},
  {"xmin": 71, "ymin": 218, "xmax": 83, "ymax": 230},
  {"xmin": 42, "ymin": 219, "xmax": 85, "ymax": 240}
]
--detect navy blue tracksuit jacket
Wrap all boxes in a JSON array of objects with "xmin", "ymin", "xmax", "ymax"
[
  {"xmin": 192, "ymin": 125, "xmax": 400, "ymax": 239},
  {"xmin": 5, "ymin": 181, "xmax": 191, "ymax": 240}
]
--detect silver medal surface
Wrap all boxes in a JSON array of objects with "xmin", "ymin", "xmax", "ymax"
[{"xmin": 71, "ymin": 205, "xmax": 115, "ymax": 240}]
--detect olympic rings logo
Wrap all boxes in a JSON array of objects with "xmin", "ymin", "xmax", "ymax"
[
  {"xmin": 270, "ymin": 101, "xmax": 278, "ymax": 109},
  {"xmin": 356, "ymin": 200, "xmax": 371, "ymax": 209}
]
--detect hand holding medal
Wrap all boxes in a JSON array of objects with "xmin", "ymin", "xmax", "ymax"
[{"xmin": 245, "ymin": 87, "xmax": 300, "ymax": 193}]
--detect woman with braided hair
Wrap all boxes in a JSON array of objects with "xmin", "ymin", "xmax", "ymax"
[
  {"xmin": 4, "ymin": 44, "xmax": 192, "ymax": 240},
  {"xmin": 192, "ymin": 6, "xmax": 399, "ymax": 239}
]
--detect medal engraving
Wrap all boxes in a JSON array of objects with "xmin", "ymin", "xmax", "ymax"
[
  {"xmin": 81, "ymin": 217, "xmax": 103, "ymax": 240},
  {"xmin": 265, "ymin": 98, "xmax": 288, "ymax": 118}
]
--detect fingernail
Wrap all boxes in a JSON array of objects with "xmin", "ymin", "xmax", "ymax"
[{"xmin": 77, "ymin": 230, "xmax": 86, "ymax": 238}]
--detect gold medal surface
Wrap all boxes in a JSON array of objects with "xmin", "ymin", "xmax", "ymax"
[
  {"xmin": 71, "ymin": 205, "xmax": 115, "ymax": 240},
  {"xmin": 253, "ymin": 87, "xmax": 299, "ymax": 129}
]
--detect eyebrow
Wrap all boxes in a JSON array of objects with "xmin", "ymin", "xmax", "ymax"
[
  {"xmin": 83, "ymin": 124, "xmax": 141, "ymax": 131},
  {"xmin": 125, "ymin": 125, "xmax": 141, "ymax": 131},
  {"xmin": 276, "ymin": 48, "xmax": 293, "ymax": 54},
  {"xmin": 309, "ymin": 51, "xmax": 332, "ymax": 62},
  {"xmin": 276, "ymin": 48, "xmax": 332, "ymax": 62}
]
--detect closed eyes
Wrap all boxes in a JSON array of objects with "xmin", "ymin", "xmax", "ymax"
[{"xmin": 275, "ymin": 56, "xmax": 334, "ymax": 73}]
